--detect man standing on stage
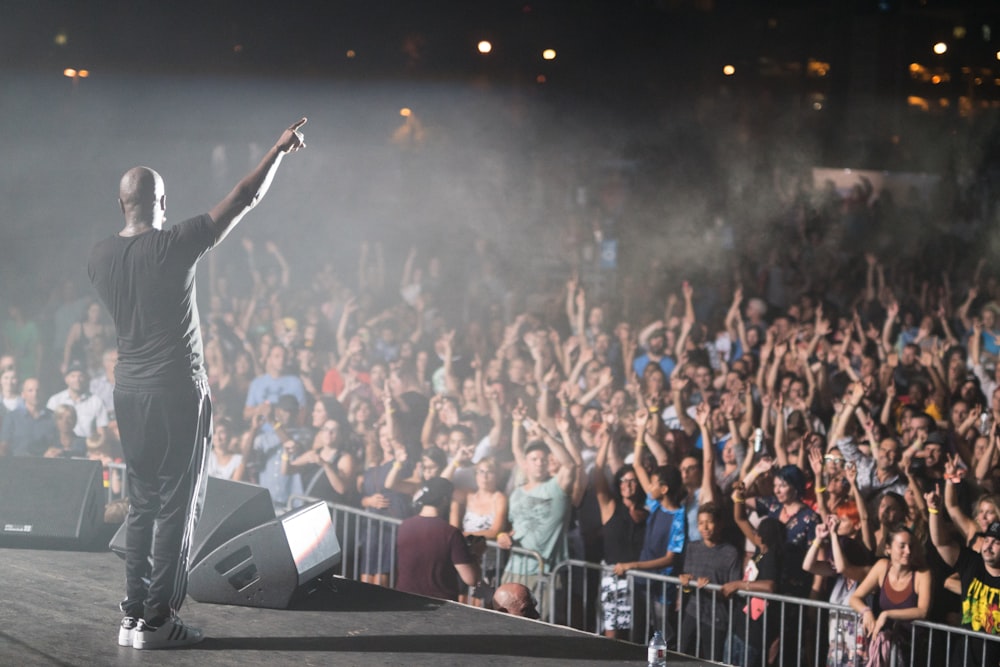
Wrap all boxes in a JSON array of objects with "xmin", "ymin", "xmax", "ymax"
[{"xmin": 89, "ymin": 118, "xmax": 306, "ymax": 649}]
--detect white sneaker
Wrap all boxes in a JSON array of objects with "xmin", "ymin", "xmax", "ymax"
[
  {"xmin": 132, "ymin": 616, "xmax": 204, "ymax": 649},
  {"xmin": 118, "ymin": 617, "xmax": 138, "ymax": 647}
]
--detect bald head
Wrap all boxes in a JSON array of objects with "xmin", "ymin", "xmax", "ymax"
[
  {"xmin": 118, "ymin": 166, "xmax": 165, "ymax": 228},
  {"xmin": 491, "ymin": 583, "xmax": 539, "ymax": 619}
]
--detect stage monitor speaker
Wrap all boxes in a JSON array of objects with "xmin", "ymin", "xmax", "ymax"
[
  {"xmin": 109, "ymin": 476, "xmax": 276, "ymax": 566},
  {"xmin": 188, "ymin": 500, "xmax": 342, "ymax": 609},
  {"xmin": 0, "ymin": 457, "xmax": 105, "ymax": 550}
]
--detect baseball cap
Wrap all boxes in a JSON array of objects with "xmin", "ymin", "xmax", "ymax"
[{"xmin": 984, "ymin": 521, "xmax": 1000, "ymax": 541}]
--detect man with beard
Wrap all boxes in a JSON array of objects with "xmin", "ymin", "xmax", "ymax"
[
  {"xmin": 633, "ymin": 326, "xmax": 675, "ymax": 380},
  {"xmin": 927, "ymin": 492, "xmax": 1000, "ymax": 665}
]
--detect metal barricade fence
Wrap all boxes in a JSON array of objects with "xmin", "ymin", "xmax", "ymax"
[
  {"xmin": 102, "ymin": 460, "xmax": 128, "ymax": 504},
  {"xmin": 909, "ymin": 618, "xmax": 1000, "ymax": 667},
  {"xmin": 289, "ymin": 496, "xmax": 545, "ymax": 602}
]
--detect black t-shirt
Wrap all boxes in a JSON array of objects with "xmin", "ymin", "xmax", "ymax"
[{"xmin": 88, "ymin": 215, "xmax": 216, "ymax": 390}]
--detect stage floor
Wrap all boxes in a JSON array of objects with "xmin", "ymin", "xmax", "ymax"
[{"xmin": 0, "ymin": 548, "xmax": 723, "ymax": 666}]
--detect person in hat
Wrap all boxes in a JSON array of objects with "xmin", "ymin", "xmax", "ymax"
[
  {"xmin": 88, "ymin": 118, "xmax": 306, "ymax": 648},
  {"xmin": 45, "ymin": 359, "xmax": 109, "ymax": 440},
  {"xmin": 927, "ymin": 489, "xmax": 1000, "ymax": 666},
  {"xmin": 633, "ymin": 323, "xmax": 676, "ymax": 381},
  {"xmin": 395, "ymin": 477, "xmax": 484, "ymax": 601}
]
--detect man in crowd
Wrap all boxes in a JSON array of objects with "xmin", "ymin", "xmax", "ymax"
[
  {"xmin": 46, "ymin": 360, "xmax": 109, "ymax": 440},
  {"xmin": 928, "ymin": 491, "xmax": 1000, "ymax": 665},
  {"xmin": 396, "ymin": 477, "xmax": 483, "ymax": 601},
  {"xmin": 0, "ymin": 377, "xmax": 56, "ymax": 457}
]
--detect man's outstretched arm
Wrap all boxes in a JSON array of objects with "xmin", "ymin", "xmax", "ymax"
[{"xmin": 209, "ymin": 117, "xmax": 307, "ymax": 244}]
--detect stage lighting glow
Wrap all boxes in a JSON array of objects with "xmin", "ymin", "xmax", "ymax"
[
  {"xmin": 478, "ymin": 41, "xmax": 492, "ymax": 54},
  {"xmin": 933, "ymin": 42, "xmax": 947, "ymax": 55},
  {"xmin": 400, "ymin": 108, "xmax": 412, "ymax": 117},
  {"xmin": 63, "ymin": 68, "xmax": 76, "ymax": 77},
  {"xmin": 54, "ymin": 32, "xmax": 67, "ymax": 46},
  {"xmin": 346, "ymin": 49, "xmax": 356, "ymax": 58},
  {"xmin": 542, "ymin": 49, "xmax": 556, "ymax": 61},
  {"xmin": 723, "ymin": 65, "xmax": 735, "ymax": 76}
]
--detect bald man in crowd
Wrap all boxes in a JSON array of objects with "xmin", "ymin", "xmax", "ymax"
[
  {"xmin": 492, "ymin": 583, "xmax": 541, "ymax": 619},
  {"xmin": 89, "ymin": 118, "xmax": 306, "ymax": 650}
]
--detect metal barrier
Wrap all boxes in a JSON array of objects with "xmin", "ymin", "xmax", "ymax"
[
  {"xmin": 101, "ymin": 460, "xmax": 128, "ymax": 504},
  {"xmin": 288, "ymin": 496, "xmax": 546, "ymax": 602},
  {"xmin": 908, "ymin": 618, "xmax": 1000, "ymax": 667}
]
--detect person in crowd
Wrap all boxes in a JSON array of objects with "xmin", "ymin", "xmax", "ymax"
[
  {"xmin": 0, "ymin": 366, "xmax": 23, "ymax": 421},
  {"xmin": 0, "ymin": 378, "xmax": 56, "ymax": 457},
  {"xmin": 395, "ymin": 477, "xmax": 484, "ymax": 601},
  {"xmin": 61, "ymin": 300, "xmax": 112, "ymax": 376},
  {"xmin": 848, "ymin": 523, "xmax": 932, "ymax": 665},
  {"xmin": 206, "ymin": 417, "xmax": 244, "ymax": 481},
  {"xmin": 593, "ymin": 424, "xmax": 647, "ymax": 639},
  {"xmin": 497, "ymin": 403, "xmax": 579, "ymax": 620},
  {"xmin": 46, "ymin": 360, "xmax": 109, "ymax": 440},
  {"xmin": 742, "ymin": 461, "xmax": 818, "ymax": 596},
  {"xmin": 293, "ymin": 396, "xmax": 359, "ymax": 506},
  {"xmin": 43, "ymin": 404, "xmax": 86, "ymax": 458},
  {"xmin": 89, "ymin": 348, "xmax": 118, "ymax": 421},
  {"xmin": 244, "ymin": 343, "xmax": 307, "ymax": 423},
  {"xmin": 460, "ymin": 456, "xmax": 509, "ymax": 604},
  {"xmin": 491, "ymin": 582, "xmax": 541, "ymax": 619},
  {"xmin": 359, "ymin": 421, "xmax": 414, "ymax": 587},
  {"xmin": 803, "ymin": 514, "xmax": 875, "ymax": 667},
  {"xmin": 241, "ymin": 394, "xmax": 311, "ymax": 509},
  {"xmin": 676, "ymin": 502, "xmax": 741, "ymax": 661},
  {"xmin": 726, "ymin": 481, "xmax": 787, "ymax": 667},
  {"xmin": 928, "ymin": 488, "xmax": 1000, "ymax": 666}
]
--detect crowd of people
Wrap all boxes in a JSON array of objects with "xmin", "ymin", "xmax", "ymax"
[{"xmin": 4, "ymin": 162, "xmax": 1000, "ymax": 664}]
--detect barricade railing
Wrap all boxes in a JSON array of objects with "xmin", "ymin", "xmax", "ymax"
[
  {"xmin": 546, "ymin": 559, "xmax": 606, "ymax": 632},
  {"xmin": 606, "ymin": 569, "xmax": 867, "ymax": 667},
  {"xmin": 908, "ymin": 618, "xmax": 1000, "ymax": 667},
  {"xmin": 288, "ymin": 496, "xmax": 545, "ymax": 602},
  {"xmin": 102, "ymin": 460, "xmax": 128, "ymax": 504}
]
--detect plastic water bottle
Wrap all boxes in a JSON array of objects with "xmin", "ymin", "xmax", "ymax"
[{"xmin": 647, "ymin": 630, "xmax": 667, "ymax": 666}]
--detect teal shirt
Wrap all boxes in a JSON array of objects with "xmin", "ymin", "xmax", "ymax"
[{"xmin": 505, "ymin": 476, "xmax": 570, "ymax": 575}]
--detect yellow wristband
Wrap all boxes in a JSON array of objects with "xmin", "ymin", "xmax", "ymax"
[
  {"xmin": 273, "ymin": 422, "xmax": 282, "ymax": 430},
  {"xmin": 816, "ymin": 486, "xmax": 827, "ymax": 493},
  {"xmin": 928, "ymin": 508, "xmax": 939, "ymax": 515}
]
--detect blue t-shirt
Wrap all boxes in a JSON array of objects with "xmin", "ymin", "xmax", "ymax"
[
  {"xmin": 633, "ymin": 354, "xmax": 676, "ymax": 381},
  {"xmin": 640, "ymin": 498, "xmax": 685, "ymax": 576},
  {"xmin": 245, "ymin": 373, "xmax": 307, "ymax": 410}
]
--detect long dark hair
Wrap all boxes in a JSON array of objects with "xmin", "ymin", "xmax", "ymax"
[{"xmin": 613, "ymin": 464, "xmax": 646, "ymax": 507}]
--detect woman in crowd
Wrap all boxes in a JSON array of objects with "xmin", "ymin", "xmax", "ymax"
[
  {"xmin": 293, "ymin": 396, "xmax": 359, "ymax": 506},
  {"xmin": 849, "ymin": 524, "xmax": 932, "ymax": 666},
  {"xmin": 206, "ymin": 417, "xmax": 245, "ymax": 481},
  {"xmin": 593, "ymin": 427, "xmax": 647, "ymax": 638},
  {"xmin": 61, "ymin": 300, "xmax": 112, "ymax": 375},
  {"xmin": 459, "ymin": 456, "xmax": 508, "ymax": 605}
]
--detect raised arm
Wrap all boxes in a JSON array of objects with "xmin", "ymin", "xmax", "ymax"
[
  {"xmin": 925, "ymin": 487, "xmax": 959, "ymax": 567},
  {"xmin": 208, "ymin": 118, "xmax": 306, "ymax": 244}
]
